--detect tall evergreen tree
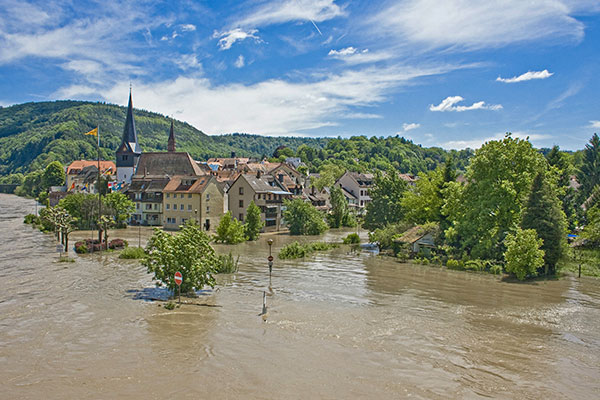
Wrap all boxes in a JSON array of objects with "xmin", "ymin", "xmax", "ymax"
[
  {"xmin": 577, "ymin": 133, "xmax": 600, "ymax": 201},
  {"xmin": 521, "ymin": 172, "xmax": 567, "ymax": 275}
]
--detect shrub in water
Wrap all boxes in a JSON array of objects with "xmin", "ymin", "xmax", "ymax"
[
  {"xmin": 215, "ymin": 252, "xmax": 239, "ymax": 273},
  {"xmin": 119, "ymin": 246, "xmax": 146, "ymax": 259},
  {"xmin": 343, "ymin": 233, "xmax": 360, "ymax": 244},
  {"xmin": 109, "ymin": 238, "xmax": 127, "ymax": 249}
]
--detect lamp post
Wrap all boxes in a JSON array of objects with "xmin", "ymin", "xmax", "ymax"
[
  {"xmin": 194, "ymin": 209, "xmax": 198, "ymax": 226},
  {"xmin": 267, "ymin": 238, "xmax": 274, "ymax": 278}
]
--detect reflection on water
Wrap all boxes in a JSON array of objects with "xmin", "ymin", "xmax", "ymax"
[{"xmin": 1, "ymin": 193, "xmax": 599, "ymax": 399}]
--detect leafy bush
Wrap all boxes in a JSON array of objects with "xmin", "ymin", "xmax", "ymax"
[
  {"xmin": 283, "ymin": 199, "xmax": 328, "ymax": 235},
  {"xmin": 278, "ymin": 241, "xmax": 337, "ymax": 259},
  {"xmin": 215, "ymin": 252, "xmax": 240, "ymax": 273},
  {"xmin": 504, "ymin": 228, "xmax": 545, "ymax": 280},
  {"xmin": 74, "ymin": 241, "xmax": 88, "ymax": 254},
  {"xmin": 489, "ymin": 264, "xmax": 503, "ymax": 275},
  {"xmin": 24, "ymin": 213, "xmax": 40, "ymax": 224},
  {"xmin": 119, "ymin": 246, "xmax": 146, "ymax": 259},
  {"xmin": 343, "ymin": 233, "xmax": 360, "ymax": 244},
  {"xmin": 464, "ymin": 259, "xmax": 486, "ymax": 272},
  {"xmin": 446, "ymin": 259, "xmax": 463, "ymax": 270},
  {"xmin": 214, "ymin": 211, "xmax": 246, "ymax": 244}
]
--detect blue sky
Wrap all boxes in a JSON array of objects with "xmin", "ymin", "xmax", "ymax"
[{"xmin": 1, "ymin": 0, "xmax": 599, "ymax": 150}]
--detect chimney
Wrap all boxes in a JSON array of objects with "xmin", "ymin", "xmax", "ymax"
[{"xmin": 256, "ymin": 170, "xmax": 262, "ymax": 179}]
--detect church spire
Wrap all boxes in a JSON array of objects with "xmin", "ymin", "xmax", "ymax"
[
  {"xmin": 168, "ymin": 119, "xmax": 176, "ymax": 152},
  {"xmin": 120, "ymin": 88, "xmax": 141, "ymax": 155}
]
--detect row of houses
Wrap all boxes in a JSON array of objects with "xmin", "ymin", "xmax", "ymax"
[{"xmin": 54, "ymin": 91, "xmax": 420, "ymax": 232}]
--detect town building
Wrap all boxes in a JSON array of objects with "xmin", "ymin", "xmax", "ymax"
[
  {"xmin": 335, "ymin": 171, "xmax": 374, "ymax": 210},
  {"xmin": 227, "ymin": 172, "xmax": 292, "ymax": 231},
  {"xmin": 162, "ymin": 175, "xmax": 225, "ymax": 231},
  {"xmin": 66, "ymin": 160, "xmax": 116, "ymax": 191}
]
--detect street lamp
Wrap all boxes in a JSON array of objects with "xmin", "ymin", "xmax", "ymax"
[{"xmin": 267, "ymin": 238, "xmax": 274, "ymax": 278}]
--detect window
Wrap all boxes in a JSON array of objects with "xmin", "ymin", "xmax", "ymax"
[
  {"xmin": 154, "ymin": 204, "xmax": 158, "ymax": 210},
  {"xmin": 136, "ymin": 203, "xmax": 140, "ymax": 209},
  {"xmin": 188, "ymin": 204, "xmax": 192, "ymax": 211},
  {"xmin": 239, "ymin": 200, "xmax": 244, "ymax": 208},
  {"xmin": 166, "ymin": 203, "xmax": 170, "ymax": 210},
  {"xmin": 123, "ymin": 155, "xmax": 128, "ymax": 161},
  {"xmin": 166, "ymin": 193, "xmax": 170, "ymax": 198},
  {"xmin": 239, "ymin": 213, "xmax": 244, "ymax": 222},
  {"xmin": 239, "ymin": 186, "xmax": 244, "ymax": 195},
  {"xmin": 180, "ymin": 204, "xmax": 184, "ymax": 211},
  {"xmin": 145, "ymin": 204, "xmax": 152, "ymax": 210},
  {"xmin": 206, "ymin": 206, "xmax": 210, "ymax": 213},
  {"xmin": 181, "ymin": 218, "xmax": 187, "ymax": 224},
  {"xmin": 188, "ymin": 194, "xmax": 192, "ymax": 199},
  {"xmin": 173, "ymin": 204, "xmax": 177, "ymax": 210},
  {"xmin": 206, "ymin": 193, "xmax": 210, "ymax": 201}
]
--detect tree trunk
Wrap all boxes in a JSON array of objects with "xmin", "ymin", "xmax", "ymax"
[{"xmin": 64, "ymin": 230, "xmax": 69, "ymax": 253}]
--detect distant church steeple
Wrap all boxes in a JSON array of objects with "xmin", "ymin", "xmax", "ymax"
[
  {"xmin": 168, "ymin": 119, "xmax": 176, "ymax": 152},
  {"xmin": 116, "ymin": 88, "xmax": 142, "ymax": 184}
]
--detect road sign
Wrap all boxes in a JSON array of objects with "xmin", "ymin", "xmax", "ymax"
[
  {"xmin": 56, "ymin": 244, "xmax": 63, "ymax": 253},
  {"xmin": 174, "ymin": 271, "xmax": 183, "ymax": 286},
  {"xmin": 268, "ymin": 255, "xmax": 273, "ymax": 262}
]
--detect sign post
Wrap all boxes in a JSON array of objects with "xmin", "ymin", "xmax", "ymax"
[
  {"xmin": 174, "ymin": 271, "xmax": 183, "ymax": 304},
  {"xmin": 267, "ymin": 239, "xmax": 274, "ymax": 278}
]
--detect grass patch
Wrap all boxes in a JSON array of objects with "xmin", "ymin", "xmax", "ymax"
[
  {"xmin": 278, "ymin": 241, "xmax": 338, "ymax": 260},
  {"xmin": 57, "ymin": 257, "xmax": 75, "ymax": 263},
  {"xmin": 118, "ymin": 246, "xmax": 146, "ymax": 259}
]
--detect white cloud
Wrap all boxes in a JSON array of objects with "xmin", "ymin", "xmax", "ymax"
[
  {"xmin": 402, "ymin": 122, "xmax": 420, "ymax": 131},
  {"xmin": 180, "ymin": 24, "xmax": 196, "ymax": 32},
  {"xmin": 328, "ymin": 47, "xmax": 392, "ymax": 65},
  {"xmin": 234, "ymin": 55, "xmax": 245, "ymax": 68},
  {"xmin": 442, "ymin": 132, "xmax": 551, "ymax": 150},
  {"xmin": 497, "ymin": 69, "xmax": 554, "ymax": 83},
  {"xmin": 175, "ymin": 54, "xmax": 202, "ymax": 71},
  {"xmin": 430, "ymin": 96, "xmax": 502, "ymax": 112},
  {"xmin": 589, "ymin": 120, "xmax": 600, "ymax": 129},
  {"xmin": 213, "ymin": 28, "xmax": 261, "ymax": 50},
  {"xmin": 236, "ymin": 0, "xmax": 345, "ymax": 28},
  {"xmin": 370, "ymin": 0, "xmax": 591, "ymax": 50},
  {"xmin": 86, "ymin": 64, "xmax": 454, "ymax": 136}
]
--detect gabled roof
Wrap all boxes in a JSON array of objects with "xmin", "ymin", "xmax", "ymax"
[
  {"xmin": 395, "ymin": 226, "xmax": 436, "ymax": 244},
  {"xmin": 232, "ymin": 173, "xmax": 291, "ymax": 194},
  {"xmin": 338, "ymin": 171, "xmax": 374, "ymax": 187},
  {"xmin": 133, "ymin": 152, "xmax": 204, "ymax": 178},
  {"xmin": 118, "ymin": 91, "xmax": 141, "ymax": 154},
  {"xmin": 67, "ymin": 160, "xmax": 116, "ymax": 175},
  {"xmin": 163, "ymin": 175, "xmax": 215, "ymax": 194},
  {"xmin": 128, "ymin": 177, "xmax": 169, "ymax": 193}
]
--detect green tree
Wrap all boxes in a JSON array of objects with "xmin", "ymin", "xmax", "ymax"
[
  {"xmin": 445, "ymin": 134, "xmax": 546, "ymax": 260},
  {"xmin": 214, "ymin": 211, "xmax": 246, "ymax": 244},
  {"xmin": 521, "ymin": 172, "xmax": 567, "ymax": 275},
  {"xmin": 401, "ymin": 168, "xmax": 444, "ymax": 225},
  {"xmin": 312, "ymin": 163, "xmax": 345, "ymax": 190},
  {"xmin": 283, "ymin": 198, "xmax": 328, "ymax": 235},
  {"xmin": 244, "ymin": 201, "xmax": 263, "ymax": 241},
  {"xmin": 504, "ymin": 228, "xmax": 545, "ymax": 281},
  {"xmin": 364, "ymin": 169, "xmax": 408, "ymax": 231},
  {"xmin": 581, "ymin": 201, "xmax": 600, "ymax": 246},
  {"xmin": 143, "ymin": 221, "xmax": 218, "ymax": 293},
  {"xmin": 103, "ymin": 192, "xmax": 135, "ymax": 226},
  {"xmin": 577, "ymin": 133, "xmax": 600, "ymax": 201},
  {"xmin": 42, "ymin": 161, "xmax": 65, "ymax": 189},
  {"xmin": 328, "ymin": 185, "xmax": 355, "ymax": 228},
  {"xmin": 15, "ymin": 169, "xmax": 43, "ymax": 197}
]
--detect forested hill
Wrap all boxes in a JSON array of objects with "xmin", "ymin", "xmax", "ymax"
[{"xmin": 0, "ymin": 100, "xmax": 471, "ymax": 176}]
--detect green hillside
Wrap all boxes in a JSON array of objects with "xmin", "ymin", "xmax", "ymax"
[{"xmin": 0, "ymin": 100, "xmax": 331, "ymax": 175}]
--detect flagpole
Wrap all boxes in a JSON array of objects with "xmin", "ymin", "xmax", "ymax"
[{"xmin": 97, "ymin": 125, "xmax": 102, "ymax": 251}]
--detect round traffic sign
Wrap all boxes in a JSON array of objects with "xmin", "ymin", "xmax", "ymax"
[
  {"xmin": 174, "ymin": 271, "xmax": 183, "ymax": 286},
  {"xmin": 268, "ymin": 255, "xmax": 274, "ymax": 262}
]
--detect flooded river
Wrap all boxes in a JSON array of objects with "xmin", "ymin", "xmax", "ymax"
[{"xmin": 1, "ymin": 193, "xmax": 599, "ymax": 399}]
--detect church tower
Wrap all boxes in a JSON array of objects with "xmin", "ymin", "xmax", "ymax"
[
  {"xmin": 167, "ymin": 119, "xmax": 176, "ymax": 152},
  {"xmin": 116, "ymin": 90, "xmax": 142, "ymax": 184}
]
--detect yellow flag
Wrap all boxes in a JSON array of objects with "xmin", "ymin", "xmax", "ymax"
[{"xmin": 85, "ymin": 127, "xmax": 98, "ymax": 136}]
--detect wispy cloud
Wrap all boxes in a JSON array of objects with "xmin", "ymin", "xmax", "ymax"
[
  {"xmin": 328, "ymin": 47, "xmax": 392, "ymax": 65},
  {"xmin": 86, "ymin": 64, "xmax": 455, "ymax": 136},
  {"xmin": 234, "ymin": 55, "xmax": 245, "ymax": 68},
  {"xmin": 213, "ymin": 28, "xmax": 261, "ymax": 50},
  {"xmin": 180, "ymin": 24, "xmax": 196, "ymax": 32},
  {"xmin": 175, "ymin": 54, "xmax": 202, "ymax": 71},
  {"xmin": 497, "ymin": 69, "xmax": 553, "ymax": 83},
  {"xmin": 430, "ymin": 96, "xmax": 502, "ymax": 112},
  {"xmin": 590, "ymin": 120, "xmax": 600, "ymax": 129},
  {"xmin": 547, "ymin": 82, "xmax": 582, "ymax": 110},
  {"xmin": 370, "ymin": 0, "xmax": 590, "ymax": 50},
  {"xmin": 402, "ymin": 122, "xmax": 420, "ymax": 131},
  {"xmin": 235, "ymin": 0, "xmax": 346, "ymax": 28}
]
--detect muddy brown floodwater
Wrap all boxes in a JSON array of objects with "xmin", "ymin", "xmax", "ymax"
[{"xmin": 1, "ymin": 193, "xmax": 599, "ymax": 399}]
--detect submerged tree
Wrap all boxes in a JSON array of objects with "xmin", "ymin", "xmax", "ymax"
[
  {"xmin": 143, "ymin": 221, "xmax": 218, "ymax": 293},
  {"xmin": 504, "ymin": 228, "xmax": 545, "ymax": 281},
  {"xmin": 214, "ymin": 211, "xmax": 246, "ymax": 244},
  {"xmin": 244, "ymin": 201, "xmax": 263, "ymax": 241},
  {"xmin": 283, "ymin": 198, "xmax": 328, "ymax": 235},
  {"xmin": 521, "ymin": 172, "xmax": 567, "ymax": 275}
]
